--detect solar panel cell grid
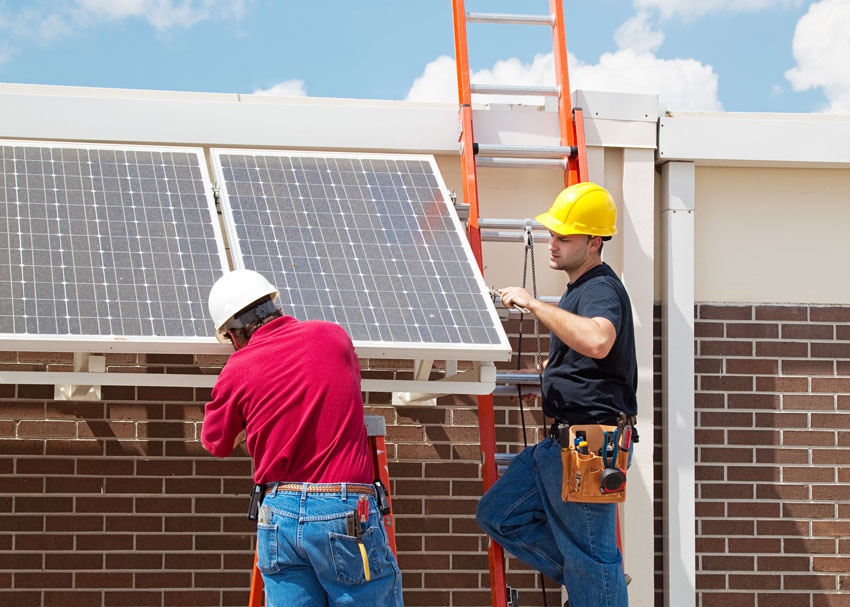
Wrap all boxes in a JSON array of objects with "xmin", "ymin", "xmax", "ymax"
[
  {"xmin": 213, "ymin": 150, "xmax": 508, "ymax": 354},
  {"xmin": 0, "ymin": 142, "xmax": 227, "ymax": 341}
]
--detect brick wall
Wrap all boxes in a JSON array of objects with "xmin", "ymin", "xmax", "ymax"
[
  {"xmin": 0, "ymin": 316, "xmax": 558, "ymax": 607},
  {"xmin": 8, "ymin": 303, "xmax": 846, "ymax": 606},
  {"xmin": 691, "ymin": 304, "xmax": 850, "ymax": 607}
]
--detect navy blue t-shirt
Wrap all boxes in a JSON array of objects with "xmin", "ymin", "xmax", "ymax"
[{"xmin": 542, "ymin": 262, "xmax": 638, "ymax": 425}]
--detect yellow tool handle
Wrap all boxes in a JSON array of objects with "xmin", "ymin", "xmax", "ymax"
[{"xmin": 358, "ymin": 541, "xmax": 371, "ymax": 582}]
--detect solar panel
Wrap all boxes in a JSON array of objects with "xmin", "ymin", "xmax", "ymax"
[
  {"xmin": 0, "ymin": 141, "xmax": 228, "ymax": 349},
  {"xmin": 212, "ymin": 150, "xmax": 510, "ymax": 361}
]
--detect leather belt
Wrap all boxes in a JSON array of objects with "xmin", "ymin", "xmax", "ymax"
[{"xmin": 264, "ymin": 482, "xmax": 375, "ymax": 497}]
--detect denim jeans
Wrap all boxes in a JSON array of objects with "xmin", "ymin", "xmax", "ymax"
[
  {"xmin": 256, "ymin": 483, "xmax": 404, "ymax": 607},
  {"xmin": 476, "ymin": 438, "xmax": 628, "ymax": 607}
]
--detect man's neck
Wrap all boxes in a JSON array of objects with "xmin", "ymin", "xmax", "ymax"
[{"xmin": 566, "ymin": 258, "xmax": 603, "ymax": 285}]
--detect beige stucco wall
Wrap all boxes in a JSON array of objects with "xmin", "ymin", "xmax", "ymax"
[{"xmin": 694, "ymin": 166, "xmax": 850, "ymax": 305}]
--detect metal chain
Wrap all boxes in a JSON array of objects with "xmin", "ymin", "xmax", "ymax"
[{"xmin": 516, "ymin": 226, "xmax": 549, "ymax": 607}]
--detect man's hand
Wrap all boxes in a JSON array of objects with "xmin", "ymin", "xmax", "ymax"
[{"xmin": 497, "ymin": 286, "xmax": 537, "ymax": 314}]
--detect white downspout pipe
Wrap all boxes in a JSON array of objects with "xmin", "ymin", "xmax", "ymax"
[{"xmin": 660, "ymin": 161, "xmax": 696, "ymax": 607}]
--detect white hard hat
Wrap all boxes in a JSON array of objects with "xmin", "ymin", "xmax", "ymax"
[{"xmin": 208, "ymin": 269, "xmax": 279, "ymax": 343}]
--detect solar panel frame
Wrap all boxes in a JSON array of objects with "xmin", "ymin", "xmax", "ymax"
[
  {"xmin": 211, "ymin": 149, "xmax": 511, "ymax": 362},
  {"xmin": 0, "ymin": 140, "xmax": 230, "ymax": 353}
]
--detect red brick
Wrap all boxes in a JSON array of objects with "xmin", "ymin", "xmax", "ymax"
[
  {"xmin": 727, "ymin": 465, "xmax": 778, "ymax": 482},
  {"xmin": 700, "ymin": 340, "xmax": 754, "ymax": 356},
  {"xmin": 783, "ymin": 359, "xmax": 836, "ymax": 375},
  {"xmin": 812, "ymin": 342, "xmax": 850, "ymax": 359},
  {"xmin": 756, "ymin": 306, "xmax": 808, "ymax": 321},
  {"xmin": 44, "ymin": 553, "xmax": 103, "ymax": 570},
  {"xmin": 782, "ymin": 501, "xmax": 837, "ymax": 519},
  {"xmin": 757, "ymin": 555, "xmax": 811, "ymax": 571},
  {"xmin": 699, "ymin": 305, "xmax": 753, "ymax": 320},
  {"xmin": 781, "ymin": 323, "xmax": 834, "ymax": 340},
  {"xmin": 755, "ymin": 341, "xmax": 808, "ymax": 357},
  {"xmin": 811, "ymin": 307, "xmax": 850, "ymax": 322},
  {"xmin": 701, "ymin": 375, "xmax": 754, "ymax": 392},
  {"xmin": 784, "ymin": 573, "xmax": 838, "ymax": 589},
  {"xmin": 783, "ymin": 430, "xmax": 836, "ymax": 447},
  {"xmin": 728, "ymin": 393, "xmax": 780, "ymax": 409},
  {"xmin": 727, "ymin": 323, "xmax": 779, "ymax": 339},
  {"xmin": 103, "ymin": 590, "xmax": 162, "ymax": 606},
  {"xmin": 695, "ymin": 321, "xmax": 725, "ymax": 338},
  {"xmin": 728, "ymin": 574, "xmax": 780, "ymax": 589},
  {"xmin": 754, "ymin": 412, "xmax": 808, "ymax": 428},
  {"xmin": 813, "ymin": 377, "xmax": 850, "ymax": 393},
  {"xmin": 783, "ymin": 394, "xmax": 836, "ymax": 410},
  {"xmin": 755, "ymin": 593, "xmax": 812, "ymax": 607},
  {"xmin": 783, "ymin": 467, "xmax": 835, "ymax": 482},
  {"xmin": 757, "ymin": 484, "xmax": 810, "ymax": 501},
  {"xmin": 812, "ymin": 413, "xmax": 850, "ymax": 428},
  {"xmin": 813, "ymin": 556, "xmax": 850, "ymax": 572},
  {"xmin": 44, "ymin": 591, "xmax": 105, "ymax": 606},
  {"xmin": 726, "ymin": 357, "xmax": 779, "ymax": 375},
  {"xmin": 756, "ymin": 376, "xmax": 810, "ymax": 392}
]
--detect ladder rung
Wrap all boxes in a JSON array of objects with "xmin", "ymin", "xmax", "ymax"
[
  {"xmin": 466, "ymin": 12, "xmax": 554, "ymax": 26},
  {"xmin": 478, "ymin": 218, "xmax": 540, "ymax": 230},
  {"xmin": 493, "ymin": 386, "xmax": 541, "ymax": 397},
  {"xmin": 481, "ymin": 230, "xmax": 548, "ymax": 243},
  {"xmin": 496, "ymin": 372, "xmax": 542, "ymax": 385},
  {"xmin": 474, "ymin": 143, "xmax": 576, "ymax": 159},
  {"xmin": 470, "ymin": 83, "xmax": 560, "ymax": 97},
  {"xmin": 476, "ymin": 157, "xmax": 567, "ymax": 170}
]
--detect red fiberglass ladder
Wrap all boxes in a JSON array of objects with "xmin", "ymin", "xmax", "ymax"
[{"xmin": 451, "ymin": 2, "xmax": 588, "ymax": 607}]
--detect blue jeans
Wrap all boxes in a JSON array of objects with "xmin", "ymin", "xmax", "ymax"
[
  {"xmin": 256, "ymin": 483, "xmax": 404, "ymax": 607},
  {"xmin": 476, "ymin": 438, "xmax": 628, "ymax": 607}
]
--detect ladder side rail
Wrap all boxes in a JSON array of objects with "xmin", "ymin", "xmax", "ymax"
[
  {"xmin": 369, "ymin": 432, "xmax": 398, "ymax": 556},
  {"xmin": 453, "ymin": 3, "xmax": 509, "ymax": 607},
  {"xmin": 573, "ymin": 107, "xmax": 589, "ymax": 183},
  {"xmin": 549, "ymin": 0, "xmax": 582, "ymax": 187},
  {"xmin": 249, "ymin": 549, "xmax": 264, "ymax": 607},
  {"xmin": 452, "ymin": 0, "xmax": 483, "ymax": 265}
]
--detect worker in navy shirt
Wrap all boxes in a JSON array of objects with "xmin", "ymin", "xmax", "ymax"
[{"xmin": 477, "ymin": 182, "xmax": 636, "ymax": 607}]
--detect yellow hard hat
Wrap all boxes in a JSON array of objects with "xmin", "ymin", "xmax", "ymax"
[{"xmin": 535, "ymin": 182, "xmax": 618, "ymax": 237}]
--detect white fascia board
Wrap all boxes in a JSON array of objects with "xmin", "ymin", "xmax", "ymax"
[
  {"xmin": 659, "ymin": 111, "xmax": 850, "ymax": 167},
  {"xmin": 573, "ymin": 90, "xmax": 660, "ymax": 151},
  {"xmin": 0, "ymin": 83, "xmax": 460, "ymax": 154}
]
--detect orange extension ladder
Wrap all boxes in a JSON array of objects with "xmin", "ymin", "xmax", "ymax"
[
  {"xmin": 451, "ymin": 2, "xmax": 588, "ymax": 606},
  {"xmin": 248, "ymin": 415, "xmax": 397, "ymax": 607}
]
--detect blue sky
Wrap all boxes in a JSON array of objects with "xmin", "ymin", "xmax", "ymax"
[{"xmin": 0, "ymin": 0, "xmax": 847, "ymax": 113}]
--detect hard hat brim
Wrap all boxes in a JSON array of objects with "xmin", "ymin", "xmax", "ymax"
[{"xmin": 535, "ymin": 211, "xmax": 617, "ymax": 237}]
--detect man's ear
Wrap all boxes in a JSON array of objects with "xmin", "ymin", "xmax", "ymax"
[{"xmin": 226, "ymin": 330, "xmax": 243, "ymax": 351}]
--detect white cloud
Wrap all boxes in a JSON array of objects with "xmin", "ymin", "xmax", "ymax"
[
  {"xmin": 406, "ymin": 53, "xmax": 557, "ymax": 105},
  {"xmin": 252, "ymin": 79, "xmax": 308, "ymax": 97},
  {"xmin": 74, "ymin": 0, "xmax": 249, "ymax": 30},
  {"xmin": 406, "ymin": 50, "xmax": 721, "ymax": 111},
  {"xmin": 0, "ymin": 0, "xmax": 248, "ymax": 47},
  {"xmin": 0, "ymin": 0, "xmax": 249, "ymax": 65},
  {"xmin": 577, "ymin": 49, "xmax": 721, "ymax": 111},
  {"xmin": 633, "ymin": 0, "xmax": 803, "ymax": 20},
  {"xmin": 405, "ymin": 55, "xmax": 458, "ymax": 103},
  {"xmin": 784, "ymin": 0, "xmax": 850, "ymax": 113},
  {"xmin": 615, "ymin": 10, "xmax": 664, "ymax": 54}
]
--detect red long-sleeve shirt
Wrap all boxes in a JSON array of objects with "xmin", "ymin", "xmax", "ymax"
[{"xmin": 202, "ymin": 316, "xmax": 372, "ymax": 485}]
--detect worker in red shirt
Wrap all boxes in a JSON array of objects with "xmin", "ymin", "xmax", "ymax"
[{"xmin": 202, "ymin": 269, "xmax": 403, "ymax": 607}]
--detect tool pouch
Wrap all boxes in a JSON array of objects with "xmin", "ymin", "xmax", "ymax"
[{"xmin": 560, "ymin": 424, "xmax": 630, "ymax": 504}]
